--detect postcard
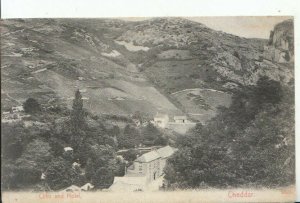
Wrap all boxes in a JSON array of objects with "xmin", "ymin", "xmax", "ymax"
[{"xmin": 0, "ymin": 5, "xmax": 296, "ymax": 202}]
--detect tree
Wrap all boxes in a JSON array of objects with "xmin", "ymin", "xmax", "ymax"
[
  {"xmin": 23, "ymin": 98, "xmax": 41, "ymax": 114},
  {"xmin": 45, "ymin": 157, "xmax": 82, "ymax": 190},
  {"xmin": 91, "ymin": 167, "xmax": 114, "ymax": 189},
  {"xmin": 18, "ymin": 139, "xmax": 53, "ymax": 169},
  {"xmin": 1, "ymin": 160, "xmax": 19, "ymax": 190},
  {"xmin": 85, "ymin": 145, "xmax": 117, "ymax": 189},
  {"xmin": 118, "ymin": 125, "xmax": 140, "ymax": 149},
  {"xmin": 164, "ymin": 76, "xmax": 294, "ymax": 188},
  {"xmin": 122, "ymin": 149, "xmax": 139, "ymax": 162},
  {"xmin": 70, "ymin": 90, "xmax": 87, "ymax": 147},
  {"xmin": 115, "ymin": 158, "xmax": 126, "ymax": 176},
  {"xmin": 2, "ymin": 123, "xmax": 25, "ymax": 160},
  {"xmin": 70, "ymin": 89, "xmax": 86, "ymax": 131},
  {"xmin": 12, "ymin": 139, "xmax": 53, "ymax": 188},
  {"xmin": 141, "ymin": 123, "xmax": 164, "ymax": 146}
]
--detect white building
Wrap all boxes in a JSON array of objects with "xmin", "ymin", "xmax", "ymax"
[
  {"xmin": 12, "ymin": 106, "xmax": 24, "ymax": 113},
  {"xmin": 64, "ymin": 147, "xmax": 73, "ymax": 152},
  {"xmin": 173, "ymin": 116, "xmax": 187, "ymax": 123},
  {"xmin": 153, "ymin": 113, "xmax": 169, "ymax": 128},
  {"xmin": 109, "ymin": 146, "xmax": 177, "ymax": 191},
  {"xmin": 109, "ymin": 176, "xmax": 147, "ymax": 192},
  {"xmin": 126, "ymin": 150, "xmax": 161, "ymax": 181},
  {"xmin": 81, "ymin": 183, "xmax": 94, "ymax": 191},
  {"xmin": 60, "ymin": 185, "xmax": 81, "ymax": 192}
]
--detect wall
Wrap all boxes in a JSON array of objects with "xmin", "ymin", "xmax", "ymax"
[{"xmin": 126, "ymin": 159, "xmax": 161, "ymax": 182}]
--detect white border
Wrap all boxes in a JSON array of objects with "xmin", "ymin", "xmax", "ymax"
[
  {"xmin": 1, "ymin": 0, "xmax": 299, "ymax": 18},
  {"xmin": 1, "ymin": 0, "xmax": 299, "ymax": 201}
]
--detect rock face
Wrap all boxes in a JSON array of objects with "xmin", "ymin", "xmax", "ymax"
[{"xmin": 264, "ymin": 19, "xmax": 294, "ymax": 63}]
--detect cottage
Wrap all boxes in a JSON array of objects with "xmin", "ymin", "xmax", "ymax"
[
  {"xmin": 41, "ymin": 173, "xmax": 46, "ymax": 180},
  {"xmin": 109, "ymin": 176, "xmax": 147, "ymax": 192},
  {"xmin": 81, "ymin": 183, "xmax": 94, "ymax": 191},
  {"xmin": 72, "ymin": 162, "xmax": 81, "ymax": 169},
  {"xmin": 64, "ymin": 147, "xmax": 73, "ymax": 152},
  {"xmin": 153, "ymin": 113, "xmax": 169, "ymax": 128},
  {"xmin": 12, "ymin": 106, "xmax": 24, "ymax": 113},
  {"xmin": 173, "ymin": 116, "xmax": 187, "ymax": 123},
  {"xmin": 60, "ymin": 185, "xmax": 81, "ymax": 192}
]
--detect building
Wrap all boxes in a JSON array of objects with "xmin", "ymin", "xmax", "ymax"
[
  {"xmin": 173, "ymin": 116, "xmax": 187, "ymax": 123},
  {"xmin": 109, "ymin": 176, "xmax": 147, "ymax": 192},
  {"xmin": 156, "ymin": 146, "xmax": 177, "ymax": 176},
  {"xmin": 153, "ymin": 113, "xmax": 169, "ymax": 128},
  {"xmin": 109, "ymin": 146, "xmax": 177, "ymax": 191},
  {"xmin": 153, "ymin": 113, "xmax": 197, "ymax": 134},
  {"xmin": 60, "ymin": 183, "xmax": 94, "ymax": 192},
  {"xmin": 129, "ymin": 146, "xmax": 177, "ymax": 179},
  {"xmin": 72, "ymin": 162, "xmax": 81, "ymax": 169},
  {"xmin": 12, "ymin": 106, "xmax": 24, "ymax": 113},
  {"xmin": 64, "ymin": 147, "xmax": 73, "ymax": 152},
  {"xmin": 60, "ymin": 185, "xmax": 81, "ymax": 192},
  {"xmin": 81, "ymin": 183, "xmax": 94, "ymax": 191},
  {"xmin": 126, "ymin": 150, "xmax": 161, "ymax": 181}
]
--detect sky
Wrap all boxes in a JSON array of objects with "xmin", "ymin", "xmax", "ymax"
[
  {"xmin": 186, "ymin": 16, "xmax": 293, "ymax": 39},
  {"xmin": 120, "ymin": 16, "xmax": 293, "ymax": 39}
]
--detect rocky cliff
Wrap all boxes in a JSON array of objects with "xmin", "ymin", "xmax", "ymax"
[{"xmin": 264, "ymin": 19, "xmax": 294, "ymax": 63}]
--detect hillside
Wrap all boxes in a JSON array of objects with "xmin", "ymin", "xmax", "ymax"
[
  {"xmin": 115, "ymin": 18, "xmax": 294, "ymax": 121},
  {"xmin": 1, "ymin": 19, "xmax": 181, "ymax": 118},
  {"xmin": 1, "ymin": 18, "xmax": 294, "ymax": 123}
]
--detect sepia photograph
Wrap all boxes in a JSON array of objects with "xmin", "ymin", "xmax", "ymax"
[{"xmin": 0, "ymin": 2, "xmax": 297, "ymax": 201}]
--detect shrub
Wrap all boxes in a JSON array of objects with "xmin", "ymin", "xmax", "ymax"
[{"xmin": 23, "ymin": 98, "xmax": 41, "ymax": 114}]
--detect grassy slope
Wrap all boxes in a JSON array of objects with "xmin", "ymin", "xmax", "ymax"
[{"xmin": 1, "ymin": 19, "xmax": 181, "ymax": 116}]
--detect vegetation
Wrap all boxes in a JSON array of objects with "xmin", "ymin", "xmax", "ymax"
[
  {"xmin": 1, "ymin": 89, "xmax": 169, "ymax": 191},
  {"xmin": 1, "ymin": 91, "xmax": 111, "ymax": 190},
  {"xmin": 23, "ymin": 98, "xmax": 41, "ymax": 114},
  {"xmin": 164, "ymin": 76, "xmax": 295, "ymax": 189}
]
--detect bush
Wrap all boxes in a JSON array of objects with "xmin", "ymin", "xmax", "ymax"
[{"xmin": 23, "ymin": 98, "xmax": 41, "ymax": 114}]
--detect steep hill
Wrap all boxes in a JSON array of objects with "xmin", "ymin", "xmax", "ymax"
[
  {"xmin": 1, "ymin": 18, "xmax": 294, "ymax": 123},
  {"xmin": 1, "ymin": 19, "xmax": 181, "ymax": 117},
  {"xmin": 115, "ymin": 18, "xmax": 294, "ymax": 121}
]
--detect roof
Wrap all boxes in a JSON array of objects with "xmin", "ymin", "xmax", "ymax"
[
  {"xmin": 64, "ymin": 147, "xmax": 73, "ymax": 152},
  {"xmin": 113, "ymin": 176, "xmax": 147, "ymax": 185},
  {"xmin": 81, "ymin": 183, "xmax": 94, "ymax": 190},
  {"xmin": 174, "ymin": 116, "xmax": 187, "ymax": 120},
  {"xmin": 157, "ymin": 146, "xmax": 177, "ymax": 158},
  {"xmin": 72, "ymin": 162, "xmax": 81, "ymax": 167},
  {"xmin": 135, "ymin": 151, "xmax": 160, "ymax": 163},
  {"xmin": 109, "ymin": 176, "xmax": 147, "ymax": 191},
  {"xmin": 61, "ymin": 185, "xmax": 81, "ymax": 192}
]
